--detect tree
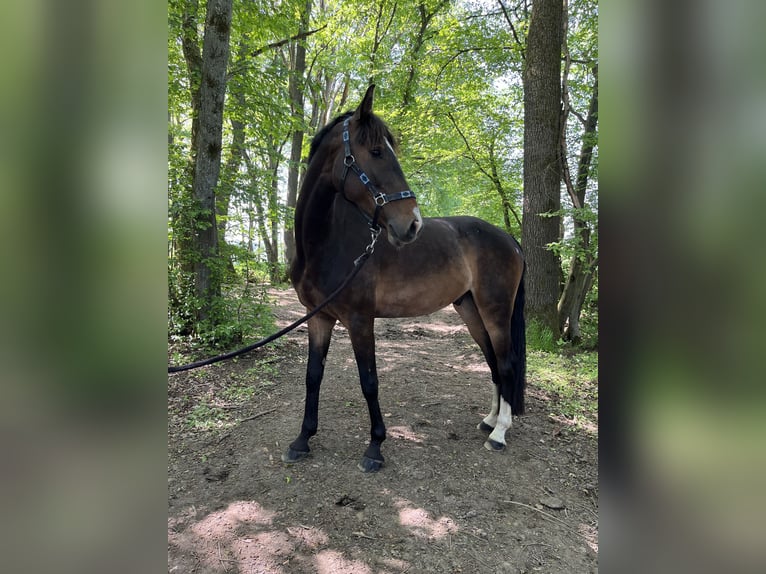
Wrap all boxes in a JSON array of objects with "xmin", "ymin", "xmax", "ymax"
[
  {"xmin": 521, "ymin": 0, "xmax": 564, "ymax": 335},
  {"xmin": 190, "ymin": 0, "xmax": 234, "ymax": 323},
  {"xmin": 558, "ymin": 64, "xmax": 597, "ymax": 343},
  {"xmin": 284, "ymin": 0, "xmax": 313, "ymax": 271},
  {"xmin": 554, "ymin": 0, "xmax": 598, "ymax": 343}
]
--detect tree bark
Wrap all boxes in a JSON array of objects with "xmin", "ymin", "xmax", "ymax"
[
  {"xmin": 522, "ymin": 0, "xmax": 564, "ymax": 335},
  {"xmin": 284, "ymin": 0, "xmax": 312, "ymax": 272},
  {"xmin": 191, "ymin": 0, "xmax": 233, "ymax": 322},
  {"xmin": 558, "ymin": 65, "xmax": 598, "ymax": 342},
  {"xmin": 174, "ymin": 0, "xmax": 204, "ymax": 279},
  {"xmin": 181, "ymin": 0, "xmax": 203, "ymax": 165}
]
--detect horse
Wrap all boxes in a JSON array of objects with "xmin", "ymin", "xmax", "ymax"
[{"xmin": 283, "ymin": 85, "xmax": 526, "ymax": 472}]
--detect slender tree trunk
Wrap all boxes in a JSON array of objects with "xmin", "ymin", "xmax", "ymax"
[
  {"xmin": 191, "ymin": 0, "xmax": 233, "ymax": 322},
  {"xmin": 267, "ymin": 150, "xmax": 281, "ymax": 283},
  {"xmin": 522, "ymin": 0, "xmax": 564, "ymax": 335},
  {"xmin": 284, "ymin": 0, "xmax": 312, "ymax": 272},
  {"xmin": 217, "ymin": 48, "xmax": 249, "ymax": 243},
  {"xmin": 489, "ymin": 139, "xmax": 522, "ymax": 233},
  {"xmin": 558, "ymin": 66, "xmax": 598, "ymax": 342},
  {"xmin": 402, "ymin": 1, "xmax": 449, "ymax": 108}
]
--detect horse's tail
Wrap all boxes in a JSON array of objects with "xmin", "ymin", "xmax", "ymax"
[{"xmin": 509, "ymin": 263, "xmax": 526, "ymax": 415}]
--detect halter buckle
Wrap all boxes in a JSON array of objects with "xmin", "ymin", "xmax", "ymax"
[
  {"xmin": 374, "ymin": 192, "xmax": 387, "ymax": 206},
  {"xmin": 344, "ymin": 154, "xmax": 355, "ymax": 167}
]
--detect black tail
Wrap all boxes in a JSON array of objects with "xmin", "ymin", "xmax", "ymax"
[{"xmin": 509, "ymin": 265, "xmax": 526, "ymax": 415}]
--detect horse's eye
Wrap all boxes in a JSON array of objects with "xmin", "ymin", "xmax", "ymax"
[{"xmin": 370, "ymin": 148, "xmax": 382, "ymax": 158}]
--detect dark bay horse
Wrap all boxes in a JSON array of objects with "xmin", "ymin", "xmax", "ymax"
[{"xmin": 284, "ymin": 85, "xmax": 525, "ymax": 472}]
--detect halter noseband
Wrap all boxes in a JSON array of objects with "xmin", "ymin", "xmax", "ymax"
[{"xmin": 340, "ymin": 117, "xmax": 416, "ymax": 231}]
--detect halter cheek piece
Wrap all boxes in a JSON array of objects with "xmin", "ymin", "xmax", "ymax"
[{"xmin": 340, "ymin": 117, "xmax": 416, "ymax": 234}]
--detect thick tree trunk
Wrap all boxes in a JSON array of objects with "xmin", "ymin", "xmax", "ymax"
[
  {"xmin": 191, "ymin": 0, "xmax": 233, "ymax": 322},
  {"xmin": 284, "ymin": 0, "xmax": 312, "ymax": 272},
  {"xmin": 181, "ymin": 0, "xmax": 202, "ymax": 165},
  {"xmin": 174, "ymin": 0, "xmax": 204, "ymax": 278},
  {"xmin": 522, "ymin": 0, "xmax": 564, "ymax": 335}
]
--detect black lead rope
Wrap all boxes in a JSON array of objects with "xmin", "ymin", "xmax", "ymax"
[{"xmin": 167, "ymin": 230, "xmax": 379, "ymax": 374}]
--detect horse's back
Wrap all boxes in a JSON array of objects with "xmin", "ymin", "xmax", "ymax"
[{"xmin": 430, "ymin": 215, "xmax": 523, "ymax": 261}]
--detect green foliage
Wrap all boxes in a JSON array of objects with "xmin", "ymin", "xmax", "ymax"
[
  {"xmin": 186, "ymin": 403, "xmax": 227, "ymax": 431},
  {"xmin": 526, "ymin": 319, "xmax": 561, "ymax": 353}
]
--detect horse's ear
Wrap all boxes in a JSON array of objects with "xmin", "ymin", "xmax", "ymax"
[{"xmin": 353, "ymin": 84, "xmax": 376, "ymax": 121}]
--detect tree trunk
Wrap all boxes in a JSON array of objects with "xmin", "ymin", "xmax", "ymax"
[
  {"xmin": 489, "ymin": 139, "xmax": 522, "ymax": 233},
  {"xmin": 522, "ymin": 0, "xmax": 564, "ymax": 335},
  {"xmin": 191, "ymin": 0, "xmax": 233, "ymax": 322},
  {"xmin": 181, "ymin": 0, "xmax": 202, "ymax": 166},
  {"xmin": 284, "ymin": 0, "xmax": 312, "ymax": 272},
  {"xmin": 267, "ymin": 148, "xmax": 282, "ymax": 283},
  {"xmin": 401, "ymin": 1, "xmax": 449, "ymax": 108},
  {"xmin": 558, "ymin": 65, "xmax": 598, "ymax": 341},
  {"xmin": 174, "ymin": 0, "xmax": 204, "ymax": 279},
  {"xmin": 217, "ymin": 49, "xmax": 249, "ymax": 244}
]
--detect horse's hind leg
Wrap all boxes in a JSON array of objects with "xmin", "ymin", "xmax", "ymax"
[
  {"xmin": 473, "ymin": 298, "xmax": 517, "ymax": 452},
  {"xmin": 282, "ymin": 312, "xmax": 336, "ymax": 463},
  {"xmin": 453, "ymin": 293, "xmax": 502, "ymax": 433}
]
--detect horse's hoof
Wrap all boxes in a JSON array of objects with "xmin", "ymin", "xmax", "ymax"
[
  {"xmin": 357, "ymin": 456, "xmax": 384, "ymax": 473},
  {"xmin": 483, "ymin": 439, "xmax": 505, "ymax": 452},
  {"xmin": 478, "ymin": 422, "xmax": 494, "ymax": 433},
  {"xmin": 282, "ymin": 447, "xmax": 310, "ymax": 464}
]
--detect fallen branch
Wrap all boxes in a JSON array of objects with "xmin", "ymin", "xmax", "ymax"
[
  {"xmin": 240, "ymin": 407, "xmax": 279, "ymax": 423},
  {"xmin": 502, "ymin": 499, "xmax": 581, "ymax": 536}
]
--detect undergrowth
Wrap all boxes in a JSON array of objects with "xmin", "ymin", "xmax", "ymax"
[{"xmin": 527, "ymin": 349, "xmax": 598, "ymax": 433}]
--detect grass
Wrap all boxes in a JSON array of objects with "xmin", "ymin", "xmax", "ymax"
[
  {"xmin": 527, "ymin": 349, "xmax": 598, "ymax": 433},
  {"xmin": 178, "ymin": 355, "xmax": 284, "ymax": 432},
  {"xmin": 186, "ymin": 403, "xmax": 229, "ymax": 431}
]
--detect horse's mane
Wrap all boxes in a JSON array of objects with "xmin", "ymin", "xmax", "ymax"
[{"xmin": 308, "ymin": 111, "xmax": 398, "ymax": 162}]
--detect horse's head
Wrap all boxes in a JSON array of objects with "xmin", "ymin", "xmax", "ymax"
[{"xmin": 335, "ymin": 85, "xmax": 423, "ymax": 248}]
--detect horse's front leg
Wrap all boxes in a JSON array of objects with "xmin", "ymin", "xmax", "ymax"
[
  {"xmin": 347, "ymin": 317, "xmax": 386, "ymax": 472},
  {"xmin": 282, "ymin": 312, "xmax": 336, "ymax": 464}
]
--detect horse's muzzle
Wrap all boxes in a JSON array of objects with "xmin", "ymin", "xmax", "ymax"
[{"xmin": 387, "ymin": 207, "xmax": 423, "ymax": 247}]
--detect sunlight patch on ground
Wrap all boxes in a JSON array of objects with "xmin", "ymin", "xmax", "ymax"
[
  {"xmin": 314, "ymin": 549, "xmax": 373, "ymax": 574},
  {"xmin": 190, "ymin": 501, "xmax": 276, "ymax": 536},
  {"xmin": 388, "ymin": 425, "xmax": 427, "ymax": 444},
  {"xmin": 169, "ymin": 501, "xmax": 375, "ymax": 574},
  {"xmin": 393, "ymin": 497, "xmax": 458, "ymax": 540},
  {"xmin": 549, "ymin": 412, "xmax": 598, "ymax": 435},
  {"xmin": 579, "ymin": 522, "xmax": 598, "ymax": 553}
]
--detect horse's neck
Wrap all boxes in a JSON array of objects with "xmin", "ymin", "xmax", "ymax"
[{"xmin": 294, "ymin": 178, "xmax": 368, "ymax": 275}]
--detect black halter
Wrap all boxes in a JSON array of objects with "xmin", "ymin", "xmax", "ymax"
[{"xmin": 340, "ymin": 117, "xmax": 415, "ymax": 231}]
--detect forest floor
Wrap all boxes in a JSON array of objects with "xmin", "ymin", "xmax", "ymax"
[{"xmin": 168, "ymin": 287, "xmax": 598, "ymax": 574}]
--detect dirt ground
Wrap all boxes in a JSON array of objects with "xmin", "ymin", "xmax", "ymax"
[{"xmin": 168, "ymin": 287, "xmax": 598, "ymax": 573}]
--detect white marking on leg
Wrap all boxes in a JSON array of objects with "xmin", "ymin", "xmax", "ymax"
[
  {"xmin": 480, "ymin": 385, "xmax": 500, "ymax": 429},
  {"xmin": 488, "ymin": 397, "xmax": 513, "ymax": 446}
]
